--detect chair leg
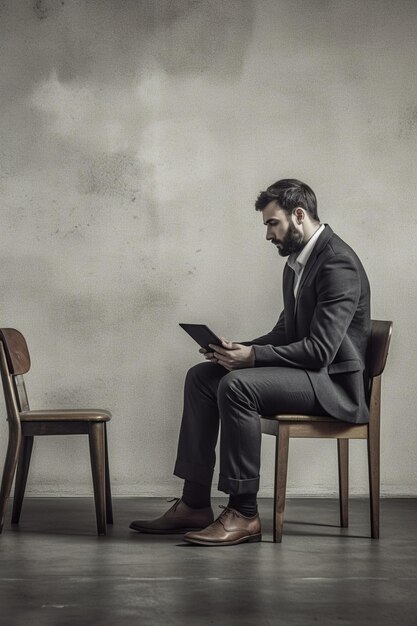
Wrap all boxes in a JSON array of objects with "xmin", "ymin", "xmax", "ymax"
[
  {"xmin": 0, "ymin": 428, "xmax": 21, "ymax": 533},
  {"xmin": 337, "ymin": 439, "xmax": 349, "ymax": 528},
  {"xmin": 88, "ymin": 422, "xmax": 106, "ymax": 536},
  {"xmin": 273, "ymin": 424, "xmax": 290, "ymax": 543},
  {"xmin": 368, "ymin": 423, "xmax": 380, "ymax": 539},
  {"xmin": 11, "ymin": 436, "xmax": 34, "ymax": 524},
  {"xmin": 104, "ymin": 424, "xmax": 113, "ymax": 525}
]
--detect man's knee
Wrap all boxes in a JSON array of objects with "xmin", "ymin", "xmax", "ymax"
[
  {"xmin": 185, "ymin": 362, "xmax": 224, "ymax": 395},
  {"xmin": 185, "ymin": 362, "xmax": 209, "ymax": 386},
  {"xmin": 217, "ymin": 371, "xmax": 259, "ymax": 419},
  {"xmin": 217, "ymin": 371, "xmax": 247, "ymax": 400}
]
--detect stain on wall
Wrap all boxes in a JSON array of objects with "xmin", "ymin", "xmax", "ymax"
[
  {"xmin": 78, "ymin": 152, "xmax": 140, "ymax": 197},
  {"xmin": 33, "ymin": 0, "xmax": 49, "ymax": 20}
]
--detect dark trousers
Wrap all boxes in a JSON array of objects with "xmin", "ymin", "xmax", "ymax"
[{"xmin": 174, "ymin": 362, "xmax": 324, "ymax": 495}]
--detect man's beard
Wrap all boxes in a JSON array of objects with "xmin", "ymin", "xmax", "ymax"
[{"xmin": 273, "ymin": 221, "xmax": 304, "ymax": 257}]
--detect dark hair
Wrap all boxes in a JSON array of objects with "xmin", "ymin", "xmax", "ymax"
[{"xmin": 255, "ymin": 178, "xmax": 319, "ymax": 221}]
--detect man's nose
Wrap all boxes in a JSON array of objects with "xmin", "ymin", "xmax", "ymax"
[{"xmin": 266, "ymin": 229, "xmax": 273, "ymax": 241}]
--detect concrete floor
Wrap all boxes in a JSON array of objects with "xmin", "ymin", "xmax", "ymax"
[{"xmin": 0, "ymin": 497, "xmax": 416, "ymax": 626}]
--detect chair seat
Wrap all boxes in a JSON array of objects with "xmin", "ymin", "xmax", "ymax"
[
  {"xmin": 19, "ymin": 409, "xmax": 112, "ymax": 422},
  {"xmin": 262, "ymin": 414, "xmax": 338, "ymax": 422}
]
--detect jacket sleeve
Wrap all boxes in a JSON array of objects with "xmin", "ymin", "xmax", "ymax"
[
  {"xmin": 241, "ymin": 310, "xmax": 287, "ymax": 347},
  {"xmin": 252, "ymin": 254, "xmax": 361, "ymax": 369}
]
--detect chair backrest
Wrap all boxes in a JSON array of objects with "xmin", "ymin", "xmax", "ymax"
[
  {"xmin": 0, "ymin": 329, "xmax": 31, "ymax": 419},
  {"xmin": 0, "ymin": 329, "xmax": 31, "ymax": 375},
  {"xmin": 368, "ymin": 320, "xmax": 393, "ymax": 379}
]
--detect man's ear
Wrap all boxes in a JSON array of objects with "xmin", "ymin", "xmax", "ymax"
[{"xmin": 294, "ymin": 207, "xmax": 304, "ymax": 224}]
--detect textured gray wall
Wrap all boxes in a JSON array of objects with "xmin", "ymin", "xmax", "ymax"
[{"xmin": 0, "ymin": 0, "xmax": 416, "ymax": 497}]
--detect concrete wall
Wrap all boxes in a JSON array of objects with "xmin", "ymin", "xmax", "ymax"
[{"xmin": 0, "ymin": 0, "xmax": 416, "ymax": 497}]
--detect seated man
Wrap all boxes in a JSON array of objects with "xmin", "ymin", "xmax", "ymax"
[{"xmin": 130, "ymin": 178, "xmax": 371, "ymax": 546}]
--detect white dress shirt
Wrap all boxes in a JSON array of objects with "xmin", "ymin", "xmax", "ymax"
[{"xmin": 287, "ymin": 224, "xmax": 325, "ymax": 297}]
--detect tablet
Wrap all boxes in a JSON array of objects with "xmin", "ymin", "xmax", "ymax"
[{"xmin": 179, "ymin": 323, "xmax": 223, "ymax": 352}]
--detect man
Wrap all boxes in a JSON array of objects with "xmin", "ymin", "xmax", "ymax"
[{"xmin": 130, "ymin": 178, "xmax": 371, "ymax": 546}]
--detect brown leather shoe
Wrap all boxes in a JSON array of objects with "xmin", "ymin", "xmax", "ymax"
[
  {"xmin": 183, "ymin": 506, "xmax": 262, "ymax": 546},
  {"xmin": 129, "ymin": 498, "xmax": 214, "ymax": 534}
]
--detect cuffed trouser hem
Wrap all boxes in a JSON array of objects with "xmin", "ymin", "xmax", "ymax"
[
  {"xmin": 173, "ymin": 459, "xmax": 214, "ymax": 487},
  {"xmin": 217, "ymin": 474, "xmax": 260, "ymax": 495}
]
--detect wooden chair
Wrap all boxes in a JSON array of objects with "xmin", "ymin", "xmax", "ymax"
[
  {"xmin": 0, "ymin": 328, "xmax": 113, "ymax": 535},
  {"xmin": 261, "ymin": 319, "xmax": 393, "ymax": 542}
]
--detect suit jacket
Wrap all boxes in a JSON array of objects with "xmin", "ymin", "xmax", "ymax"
[{"xmin": 247, "ymin": 225, "xmax": 371, "ymax": 423}]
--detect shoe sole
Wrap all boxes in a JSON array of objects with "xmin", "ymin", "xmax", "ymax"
[
  {"xmin": 183, "ymin": 533, "xmax": 262, "ymax": 546},
  {"xmin": 129, "ymin": 524, "xmax": 209, "ymax": 535}
]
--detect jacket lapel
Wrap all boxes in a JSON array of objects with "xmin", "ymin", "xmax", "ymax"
[
  {"xmin": 294, "ymin": 225, "xmax": 334, "ymax": 318},
  {"xmin": 283, "ymin": 263, "xmax": 296, "ymax": 341}
]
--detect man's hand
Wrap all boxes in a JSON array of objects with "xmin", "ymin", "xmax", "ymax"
[{"xmin": 201, "ymin": 338, "xmax": 255, "ymax": 371}]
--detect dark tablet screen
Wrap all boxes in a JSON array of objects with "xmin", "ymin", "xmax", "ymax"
[{"xmin": 179, "ymin": 324, "xmax": 222, "ymax": 352}]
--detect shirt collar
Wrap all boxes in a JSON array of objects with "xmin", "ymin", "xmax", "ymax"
[{"xmin": 287, "ymin": 224, "xmax": 325, "ymax": 273}]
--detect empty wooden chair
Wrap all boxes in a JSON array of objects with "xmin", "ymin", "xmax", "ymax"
[
  {"xmin": 261, "ymin": 319, "xmax": 393, "ymax": 542},
  {"xmin": 0, "ymin": 328, "xmax": 113, "ymax": 535}
]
